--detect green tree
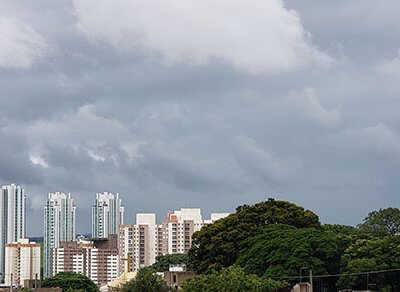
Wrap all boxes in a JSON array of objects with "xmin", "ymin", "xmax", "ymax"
[
  {"xmin": 41, "ymin": 272, "xmax": 98, "ymax": 292},
  {"xmin": 323, "ymin": 224, "xmax": 366, "ymax": 236},
  {"xmin": 236, "ymin": 224, "xmax": 344, "ymax": 279},
  {"xmin": 181, "ymin": 265, "xmax": 287, "ymax": 292},
  {"xmin": 151, "ymin": 253, "xmax": 192, "ymax": 272},
  {"xmin": 337, "ymin": 235, "xmax": 400, "ymax": 291},
  {"xmin": 357, "ymin": 207, "xmax": 400, "ymax": 236},
  {"xmin": 189, "ymin": 199, "xmax": 320, "ymax": 273},
  {"xmin": 121, "ymin": 268, "xmax": 171, "ymax": 292}
]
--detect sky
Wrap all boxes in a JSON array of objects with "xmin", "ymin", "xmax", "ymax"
[{"xmin": 1, "ymin": 0, "xmax": 400, "ymax": 236}]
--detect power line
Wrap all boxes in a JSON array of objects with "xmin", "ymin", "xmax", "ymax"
[
  {"xmin": 314, "ymin": 268, "xmax": 400, "ymax": 279},
  {"xmin": 269, "ymin": 267, "xmax": 400, "ymax": 280}
]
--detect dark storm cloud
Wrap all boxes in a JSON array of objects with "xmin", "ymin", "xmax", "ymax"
[
  {"xmin": 285, "ymin": 0, "xmax": 400, "ymax": 63},
  {"xmin": 1, "ymin": 0, "xmax": 400, "ymax": 235},
  {"xmin": 0, "ymin": 130, "xmax": 43, "ymax": 185}
]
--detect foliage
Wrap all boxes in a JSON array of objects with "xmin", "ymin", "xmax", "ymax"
[
  {"xmin": 337, "ymin": 235, "xmax": 400, "ymax": 291},
  {"xmin": 181, "ymin": 265, "xmax": 287, "ymax": 292},
  {"xmin": 151, "ymin": 253, "xmax": 192, "ymax": 272},
  {"xmin": 322, "ymin": 224, "xmax": 366, "ymax": 236},
  {"xmin": 41, "ymin": 272, "xmax": 98, "ymax": 292},
  {"xmin": 120, "ymin": 268, "xmax": 171, "ymax": 292},
  {"xmin": 357, "ymin": 207, "xmax": 400, "ymax": 236},
  {"xmin": 189, "ymin": 199, "xmax": 320, "ymax": 273},
  {"xmin": 236, "ymin": 224, "xmax": 345, "ymax": 280}
]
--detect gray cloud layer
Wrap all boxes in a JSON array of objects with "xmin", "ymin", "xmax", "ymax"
[{"xmin": 1, "ymin": 0, "xmax": 400, "ymax": 235}]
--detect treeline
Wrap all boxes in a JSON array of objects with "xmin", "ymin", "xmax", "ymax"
[{"xmin": 184, "ymin": 199, "xmax": 400, "ymax": 291}]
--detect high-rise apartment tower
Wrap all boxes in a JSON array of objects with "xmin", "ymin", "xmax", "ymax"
[
  {"xmin": 0, "ymin": 184, "xmax": 26, "ymax": 282},
  {"xmin": 92, "ymin": 192, "xmax": 124, "ymax": 238},
  {"xmin": 43, "ymin": 192, "xmax": 76, "ymax": 278}
]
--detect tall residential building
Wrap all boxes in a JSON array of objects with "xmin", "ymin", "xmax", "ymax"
[
  {"xmin": 118, "ymin": 213, "xmax": 161, "ymax": 274},
  {"xmin": 162, "ymin": 208, "xmax": 203, "ymax": 255},
  {"xmin": 135, "ymin": 214, "xmax": 158, "ymax": 270},
  {"xmin": 0, "ymin": 184, "xmax": 26, "ymax": 282},
  {"xmin": 118, "ymin": 209, "xmax": 229, "ymax": 275},
  {"xmin": 161, "ymin": 209, "xmax": 230, "ymax": 255},
  {"xmin": 43, "ymin": 192, "xmax": 76, "ymax": 278},
  {"xmin": 52, "ymin": 235, "xmax": 119, "ymax": 286},
  {"xmin": 5, "ymin": 239, "xmax": 40, "ymax": 287},
  {"xmin": 92, "ymin": 192, "xmax": 124, "ymax": 238}
]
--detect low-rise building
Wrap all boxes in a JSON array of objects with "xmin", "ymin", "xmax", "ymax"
[{"xmin": 164, "ymin": 265, "xmax": 196, "ymax": 290}]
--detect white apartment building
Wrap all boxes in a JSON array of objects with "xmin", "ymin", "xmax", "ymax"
[
  {"xmin": 136, "ymin": 213, "xmax": 158, "ymax": 268},
  {"xmin": 163, "ymin": 208, "xmax": 203, "ymax": 254},
  {"xmin": 43, "ymin": 192, "xmax": 76, "ymax": 278},
  {"xmin": 163, "ymin": 209, "xmax": 230, "ymax": 254},
  {"xmin": 52, "ymin": 235, "xmax": 119, "ymax": 286},
  {"xmin": 0, "ymin": 184, "xmax": 26, "ymax": 282},
  {"xmin": 118, "ymin": 209, "xmax": 229, "ymax": 274},
  {"xmin": 5, "ymin": 239, "xmax": 40, "ymax": 287},
  {"xmin": 92, "ymin": 192, "xmax": 124, "ymax": 238},
  {"xmin": 118, "ymin": 213, "xmax": 162, "ymax": 274}
]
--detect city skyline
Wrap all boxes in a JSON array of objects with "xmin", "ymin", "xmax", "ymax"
[
  {"xmin": 2, "ymin": 181, "xmax": 399, "ymax": 237},
  {"xmin": 2, "ymin": 0, "xmax": 400, "ymax": 290},
  {"xmin": 0, "ymin": 183, "xmax": 233, "ymax": 237},
  {"xmin": 0, "ymin": 183, "xmax": 230, "ymax": 285}
]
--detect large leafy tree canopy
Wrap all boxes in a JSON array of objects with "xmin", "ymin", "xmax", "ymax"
[
  {"xmin": 236, "ymin": 224, "xmax": 345, "ymax": 278},
  {"xmin": 357, "ymin": 207, "xmax": 400, "ymax": 236},
  {"xmin": 41, "ymin": 272, "xmax": 98, "ymax": 292},
  {"xmin": 338, "ymin": 235, "xmax": 400, "ymax": 291},
  {"xmin": 181, "ymin": 265, "xmax": 287, "ymax": 292},
  {"xmin": 323, "ymin": 224, "xmax": 367, "ymax": 237},
  {"xmin": 189, "ymin": 199, "xmax": 320, "ymax": 273},
  {"xmin": 120, "ymin": 268, "xmax": 171, "ymax": 292}
]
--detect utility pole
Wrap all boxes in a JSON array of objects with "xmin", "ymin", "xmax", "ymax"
[{"xmin": 309, "ymin": 269, "xmax": 313, "ymax": 292}]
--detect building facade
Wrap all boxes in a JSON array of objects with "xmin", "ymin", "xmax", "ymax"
[
  {"xmin": 0, "ymin": 184, "xmax": 26, "ymax": 282},
  {"xmin": 118, "ymin": 213, "xmax": 162, "ymax": 274},
  {"xmin": 162, "ymin": 208, "xmax": 203, "ymax": 255},
  {"xmin": 118, "ymin": 209, "xmax": 229, "ymax": 274},
  {"xmin": 52, "ymin": 235, "xmax": 119, "ymax": 286},
  {"xmin": 162, "ymin": 209, "xmax": 229, "ymax": 255},
  {"xmin": 5, "ymin": 239, "xmax": 40, "ymax": 287},
  {"xmin": 43, "ymin": 192, "xmax": 76, "ymax": 278},
  {"xmin": 92, "ymin": 192, "xmax": 124, "ymax": 238}
]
